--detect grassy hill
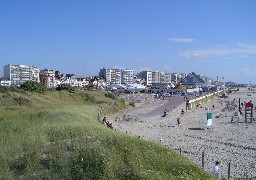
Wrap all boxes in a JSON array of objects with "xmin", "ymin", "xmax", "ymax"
[{"xmin": 0, "ymin": 89, "xmax": 213, "ymax": 179}]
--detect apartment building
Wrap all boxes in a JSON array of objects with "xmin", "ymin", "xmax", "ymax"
[
  {"xmin": 142, "ymin": 71, "xmax": 171, "ymax": 86},
  {"xmin": 141, "ymin": 71, "xmax": 152, "ymax": 86},
  {"xmin": 99, "ymin": 68, "xmax": 121, "ymax": 85},
  {"xmin": 171, "ymin": 73, "xmax": 182, "ymax": 84},
  {"xmin": 121, "ymin": 69, "xmax": 134, "ymax": 84},
  {"xmin": 161, "ymin": 72, "xmax": 172, "ymax": 83},
  {"xmin": 4, "ymin": 64, "xmax": 40, "ymax": 86},
  {"xmin": 151, "ymin": 71, "xmax": 161, "ymax": 84},
  {"xmin": 39, "ymin": 69, "xmax": 56, "ymax": 88}
]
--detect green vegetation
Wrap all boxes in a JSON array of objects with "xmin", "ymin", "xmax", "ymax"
[
  {"xmin": 56, "ymin": 83, "xmax": 75, "ymax": 93},
  {"xmin": 0, "ymin": 90, "xmax": 213, "ymax": 179},
  {"xmin": 20, "ymin": 80, "xmax": 47, "ymax": 93},
  {"xmin": 129, "ymin": 102, "xmax": 136, "ymax": 107}
]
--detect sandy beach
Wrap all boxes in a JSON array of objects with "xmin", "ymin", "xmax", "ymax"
[{"xmin": 109, "ymin": 88, "xmax": 256, "ymax": 179}]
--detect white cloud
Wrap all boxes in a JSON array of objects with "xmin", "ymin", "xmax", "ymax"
[
  {"xmin": 166, "ymin": 38, "xmax": 195, "ymax": 43},
  {"xmin": 179, "ymin": 43, "xmax": 256, "ymax": 59}
]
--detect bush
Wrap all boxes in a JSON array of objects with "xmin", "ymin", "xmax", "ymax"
[
  {"xmin": 129, "ymin": 102, "xmax": 135, "ymax": 107},
  {"xmin": 56, "ymin": 84, "xmax": 75, "ymax": 93},
  {"xmin": 105, "ymin": 93, "xmax": 116, "ymax": 100},
  {"xmin": 20, "ymin": 81, "xmax": 47, "ymax": 93}
]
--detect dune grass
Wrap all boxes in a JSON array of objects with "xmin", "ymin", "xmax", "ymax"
[{"xmin": 0, "ymin": 90, "xmax": 213, "ymax": 179}]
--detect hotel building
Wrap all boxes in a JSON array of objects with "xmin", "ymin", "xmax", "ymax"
[{"xmin": 3, "ymin": 64, "xmax": 40, "ymax": 86}]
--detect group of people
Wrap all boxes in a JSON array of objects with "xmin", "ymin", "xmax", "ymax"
[{"xmin": 162, "ymin": 109, "xmax": 182, "ymax": 127}]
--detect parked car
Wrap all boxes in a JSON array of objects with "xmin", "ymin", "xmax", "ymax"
[
  {"xmin": 180, "ymin": 92, "xmax": 187, "ymax": 96},
  {"xmin": 162, "ymin": 93, "xmax": 171, "ymax": 97}
]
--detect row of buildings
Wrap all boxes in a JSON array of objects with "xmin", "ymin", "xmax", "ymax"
[{"xmin": 0, "ymin": 64, "xmax": 217, "ymax": 89}]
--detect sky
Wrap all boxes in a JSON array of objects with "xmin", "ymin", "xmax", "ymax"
[{"xmin": 0, "ymin": 0, "xmax": 255, "ymax": 84}]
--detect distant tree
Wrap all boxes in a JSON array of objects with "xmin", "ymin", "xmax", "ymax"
[
  {"xmin": 56, "ymin": 83, "xmax": 75, "ymax": 93},
  {"xmin": 20, "ymin": 81, "xmax": 47, "ymax": 93}
]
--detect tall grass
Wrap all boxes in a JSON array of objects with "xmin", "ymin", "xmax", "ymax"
[{"xmin": 0, "ymin": 90, "xmax": 213, "ymax": 179}]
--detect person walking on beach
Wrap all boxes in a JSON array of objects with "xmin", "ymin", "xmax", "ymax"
[
  {"xmin": 177, "ymin": 118, "xmax": 181, "ymax": 127},
  {"xmin": 163, "ymin": 109, "xmax": 168, "ymax": 117},
  {"xmin": 212, "ymin": 161, "xmax": 221, "ymax": 179},
  {"xmin": 102, "ymin": 117, "xmax": 107, "ymax": 125}
]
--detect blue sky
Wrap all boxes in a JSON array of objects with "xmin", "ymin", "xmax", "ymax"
[{"xmin": 0, "ymin": 0, "xmax": 255, "ymax": 84}]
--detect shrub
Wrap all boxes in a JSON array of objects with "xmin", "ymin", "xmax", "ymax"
[
  {"xmin": 129, "ymin": 102, "xmax": 135, "ymax": 107},
  {"xmin": 119, "ymin": 99, "xmax": 126, "ymax": 109},
  {"xmin": 56, "ymin": 84, "xmax": 75, "ymax": 93},
  {"xmin": 105, "ymin": 93, "xmax": 116, "ymax": 100},
  {"xmin": 20, "ymin": 81, "xmax": 47, "ymax": 93}
]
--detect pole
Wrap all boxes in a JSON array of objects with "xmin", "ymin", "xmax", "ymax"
[
  {"xmin": 202, "ymin": 151, "xmax": 205, "ymax": 168},
  {"xmin": 228, "ymin": 162, "xmax": 231, "ymax": 179},
  {"xmin": 223, "ymin": 77, "xmax": 226, "ymax": 95},
  {"xmin": 98, "ymin": 112, "xmax": 100, "ymax": 122}
]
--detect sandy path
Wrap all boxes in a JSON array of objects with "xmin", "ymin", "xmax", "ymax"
[{"xmin": 109, "ymin": 88, "xmax": 256, "ymax": 179}]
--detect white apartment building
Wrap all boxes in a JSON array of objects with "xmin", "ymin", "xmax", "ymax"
[
  {"xmin": 161, "ymin": 72, "xmax": 172, "ymax": 83},
  {"xmin": 99, "ymin": 68, "xmax": 121, "ymax": 85},
  {"xmin": 121, "ymin": 69, "xmax": 134, "ymax": 84},
  {"xmin": 4, "ymin": 64, "xmax": 40, "ymax": 86},
  {"xmin": 152, "ymin": 71, "xmax": 161, "ymax": 84},
  {"xmin": 141, "ymin": 71, "xmax": 153, "ymax": 86}
]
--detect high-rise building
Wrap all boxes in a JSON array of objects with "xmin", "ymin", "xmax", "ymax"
[
  {"xmin": 141, "ymin": 71, "xmax": 152, "ymax": 86},
  {"xmin": 3, "ymin": 64, "xmax": 40, "ymax": 86},
  {"xmin": 99, "ymin": 68, "xmax": 121, "ymax": 85},
  {"xmin": 161, "ymin": 72, "xmax": 172, "ymax": 83},
  {"xmin": 39, "ymin": 69, "xmax": 56, "ymax": 88},
  {"xmin": 152, "ymin": 71, "xmax": 161, "ymax": 84},
  {"xmin": 121, "ymin": 69, "xmax": 134, "ymax": 84}
]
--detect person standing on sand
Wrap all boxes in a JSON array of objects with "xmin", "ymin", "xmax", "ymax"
[
  {"xmin": 212, "ymin": 161, "xmax": 221, "ymax": 179},
  {"xmin": 177, "ymin": 118, "xmax": 181, "ymax": 127}
]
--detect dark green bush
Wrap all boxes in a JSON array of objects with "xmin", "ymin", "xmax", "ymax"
[
  {"xmin": 105, "ymin": 93, "xmax": 116, "ymax": 100},
  {"xmin": 20, "ymin": 81, "xmax": 47, "ymax": 93},
  {"xmin": 56, "ymin": 84, "xmax": 75, "ymax": 93}
]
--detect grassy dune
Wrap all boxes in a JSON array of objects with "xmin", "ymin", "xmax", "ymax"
[{"xmin": 0, "ymin": 90, "xmax": 213, "ymax": 179}]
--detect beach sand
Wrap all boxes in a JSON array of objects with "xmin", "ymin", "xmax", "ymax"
[{"xmin": 108, "ymin": 88, "xmax": 256, "ymax": 179}]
